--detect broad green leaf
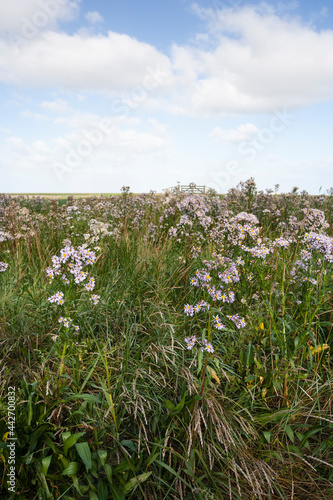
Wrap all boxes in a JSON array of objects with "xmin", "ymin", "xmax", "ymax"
[
  {"xmin": 89, "ymin": 493, "xmax": 99, "ymax": 500},
  {"xmin": 123, "ymin": 471, "xmax": 152, "ymax": 494},
  {"xmin": 104, "ymin": 463, "xmax": 113, "ymax": 484},
  {"xmin": 263, "ymin": 431, "xmax": 271, "ymax": 444},
  {"xmin": 62, "ymin": 432, "xmax": 71, "ymax": 443},
  {"xmin": 285, "ymin": 425, "xmax": 294, "ymax": 443},
  {"xmin": 164, "ymin": 399, "xmax": 175, "ymax": 411},
  {"xmin": 174, "ymin": 392, "xmax": 187, "ymax": 413},
  {"xmin": 98, "ymin": 449, "xmax": 108, "ymax": 466},
  {"xmin": 120, "ymin": 440, "xmax": 137, "ymax": 453},
  {"xmin": 97, "ymin": 479, "xmax": 109, "ymax": 500},
  {"xmin": 62, "ymin": 461, "xmax": 79, "ymax": 475},
  {"xmin": 42, "ymin": 455, "xmax": 52, "ymax": 475},
  {"xmin": 108, "ymin": 484, "xmax": 125, "ymax": 500},
  {"xmin": 68, "ymin": 393, "xmax": 102, "ymax": 403},
  {"xmin": 64, "ymin": 432, "xmax": 86, "ymax": 455},
  {"xmin": 75, "ymin": 442, "xmax": 92, "ymax": 471},
  {"xmin": 145, "ymin": 452, "xmax": 159, "ymax": 468}
]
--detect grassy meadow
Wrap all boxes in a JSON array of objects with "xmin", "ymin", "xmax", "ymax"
[{"xmin": 0, "ymin": 180, "xmax": 333, "ymax": 499}]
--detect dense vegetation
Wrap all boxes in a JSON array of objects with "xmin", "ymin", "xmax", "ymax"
[{"xmin": 0, "ymin": 180, "xmax": 333, "ymax": 499}]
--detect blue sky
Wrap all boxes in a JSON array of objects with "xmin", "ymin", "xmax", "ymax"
[{"xmin": 1, "ymin": 0, "xmax": 333, "ymax": 193}]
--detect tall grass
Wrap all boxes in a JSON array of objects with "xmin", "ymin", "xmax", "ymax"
[{"xmin": 0, "ymin": 182, "xmax": 333, "ymax": 499}]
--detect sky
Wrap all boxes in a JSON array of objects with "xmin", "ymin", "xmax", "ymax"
[{"xmin": 1, "ymin": 0, "xmax": 333, "ymax": 194}]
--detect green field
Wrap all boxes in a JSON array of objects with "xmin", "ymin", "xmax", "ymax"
[{"xmin": 0, "ymin": 180, "xmax": 332, "ymax": 499}]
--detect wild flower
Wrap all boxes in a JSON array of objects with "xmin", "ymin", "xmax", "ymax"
[
  {"xmin": 309, "ymin": 343, "xmax": 330, "ymax": 355},
  {"xmin": 0, "ymin": 262, "xmax": 8, "ymax": 272},
  {"xmin": 213, "ymin": 315, "xmax": 226, "ymax": 330},
  {"xmin": 272, "ymin": 237, "xmax": 292, "ymax": 248},
  {"xmin": 91, "ymin": 294, "xmax": 100, "ymax": 304},
  {"xmin": 47, "ymin": 245, "xmax": 97, "ymax": 287},
  {"xmin": 185, "ymin": 335, "xmax": 215, "ymax": 353},
  {"xmin": 227, "ymin": 314, "xmax": 246, "ymax": 329},
  {"xmin": 84, "ymin": 277, "xmax": 95, "ymax": 291},
  {"xmin": 48, "ymin": 292, "xmax": 65, "ymax": 305},
  {"xmin": 185, "ymin": 335, "xmax": 197, "ymax": 349},
  {"xmin": 205, "ymin": 343, "xmax": 214, "ymax": 353},
  {"xmin": 184, "ymin": 304, "xmax": 194, "ymax": 316}
]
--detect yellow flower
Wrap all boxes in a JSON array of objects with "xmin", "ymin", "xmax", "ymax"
[{"xmin": 309, "ymin": 344, "xmax": 330, "ymax": 355}]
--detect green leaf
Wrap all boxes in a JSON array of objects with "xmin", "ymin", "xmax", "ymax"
[
  {"xmin": 120, "ymin": 440, "xmax": 137, "ymax": 453},
  {"xmin": 263, "ymin": 431, "xmax": 271, "ymax": 444},
  {"xmin": 104, "ymin": 463, "xmax": 113, "ymax": 484},
  {"xmin": 29, "ymin": 424, "xmax": 50, "ymax": 453},
  {"xmin": 98, "ymin": 449, "xmax": 108, "ymax": 466},
  {"xmin": 123, "ymin": 471, "xmax": 152, "ymax": 494},
  {"xmin": 174, "ymin": 392, "xmax": 187, "ymax": 413},
  {"xmin": 299, "ymin": 425, "xmax": 323, "ymax": 448},
  {"xmin": 197, "ymin": 348, "xmax": 203, "ymax": 375},
  {"xmin": 285, "ymin": 425, "xmax": 294, "ymax": 443},
  {"xmin": 164, "ymin": 399, "xmax": 175, "ymax": 411},
  {"xmin": 64, "ymin": 432, "xmax": 86, "ymax": 455},
  {"xmin": 62, "ymin": 462, "xmax": 79, "ymax": 475},
  {"xmin": 89, "ymin": 493, "xmax": 99, "ymax": 500},
  {"xmin": 246, "ymin": 341, "xmax": 253, "ymax": 368},
  {"xmin": 62, "ymin": 432, "xmax": 71, "ymax": 443},
  {"xmin": 42, "ymin": 455, "xmax": 52, "ymax": 475},
  {"xmin": 145, "ymin": 452, "xmax": 159, "ymax": 468},
  {"xmin": 68, "ymin": 393, "xmax": 102, "ymax": 404},
  {"xmin": 97, "ymin": 479, "xmax": 109, "ymax": 500},
  {"xmin": 108, "ymin": 484, "xmax": 125, "ymax": 500},
  {"xmin": 113, "ymin": 461, "xmax": 133, "ymax": 474},
  {"xmin": 75, "ymin": 442, "xmax": 92, "ymax": 471}
]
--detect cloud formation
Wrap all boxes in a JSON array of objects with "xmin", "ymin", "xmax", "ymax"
[
  {"xmin": 171, "ymin": 5, "xmax": 333, "ymax": 114},
  {"xmin": 0, "ymin": 31, "xmax": 171, "ymax": 90},
  {"xmin": 210, "ymin": 123, "xmax": 259, "ymax": 143},
  {"xmin": 1, "ymin": 110, "xmax": 169, "ymax": 182},
  {"xmin": 0, "ymin": 0, "xmax": 80, "ymax": 35},
  {"xmin": 85, "ymin": 11, "xmax": 103, "ymax": 24},
  {"xmin": 1, "ymin": 5, "xmax": 333, "ymax": 114}
]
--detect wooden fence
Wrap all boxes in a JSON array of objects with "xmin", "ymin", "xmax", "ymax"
[{"xmin": 163, "ymin": 184, "xmax": 207, "ymax": 194}]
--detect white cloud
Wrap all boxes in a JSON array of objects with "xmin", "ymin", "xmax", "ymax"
[
  {"xmin": 41, "ymin": 99, "xmax": 72, "ymax": 114},
  {"xmin": 1, "ymin": 6, "xmax": 333, "ymax": 115},
  {"xmin": 21, "ymin": 110, "xmax": 48, "ymax": 121},
  {"xmin": 1, "ymin": 110, "xmax": 169, "ymax": 177},
  {"xmin": 0, "ymin": 31, "xmax": 172, "ymax": 90},
  {"xmin": 210, "ymin": 123, "xmax": 259, "ymax": 143},
  {"xmin": 0, "ymin": 0, "xmax": 80, "ymax": 35},
  {"xmin": 5, "ymin": 137, "xmax": 52, "ymax": 167},
  {"xmin": 170, "ymin": 5, "xmax": 333, "ymax": 114},
  {"xmin": 85, "ymin": 11, "xmax": 104, "ymax": 24},
  {"xmin": 0, "ymin": 6, "xmax": 333, "ymax": 116}
]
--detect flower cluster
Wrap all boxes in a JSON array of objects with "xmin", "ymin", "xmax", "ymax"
[
  {"xmin": 185, "ymin": 335, "xmax": 214, "ymax": 353},
  {"xmin": 213, "ymin": 315, "xmax": 226, "ymax": 330},
  {"xmin": 90, "ymin": 294, "xmax": 100, "ymax": 304},
  {"xmin": 227, "ymin": 314, "xmax": 246, "ymax": 329},
  {"xmin": 58, "ymin": 317, "xmax": 80, "ymax": 331},
  {"xmin": 0, "ymin": 262, "xmax": 8, "ymax": 272},
  {"xmin": 85, "ymin": 277, "xmax": 95, "ymax": 291},
  {"xmin": 48, "ymin": 291, "xmax": 65, "ymax": 305},
  {"xmin": 272, "ymin": 237, "xmax": 292, "ymax": 248},
  {"xmin": 184, "ymin": 255, "xmax": 247, "ymax": 353},
  {"xmin": 46, "ymin": 245, "xmax": 97, "ymax": 284}
]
